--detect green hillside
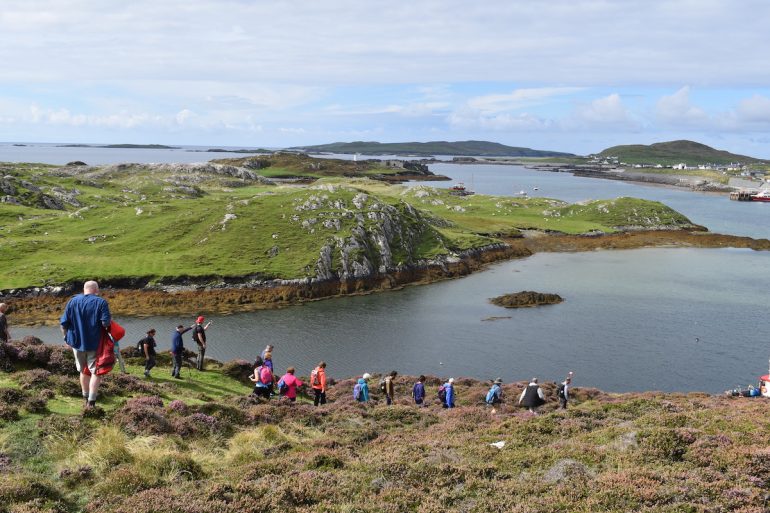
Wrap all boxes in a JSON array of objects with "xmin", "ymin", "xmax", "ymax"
[
  {"xmin": 0, "ymin": 161, "xmax": 696, "ymax": 290},
  {"xmin": 1, "ymin": 340, "xmax": 769, "ymax": 512},
  {"xmin": 292, "ymin": 140, "xmax": 576, "ymax": 158},
  {"xmin": 598, "ymin": 140, "xmax": 762, "ymax": 166}
]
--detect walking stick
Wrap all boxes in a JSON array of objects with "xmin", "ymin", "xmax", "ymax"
[{"xmin": 107, "ymin": 332, "xmax": 127, "ymax": 374}]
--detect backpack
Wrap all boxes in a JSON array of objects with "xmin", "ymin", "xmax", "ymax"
[
  {"xmin": 277, "ymin": 378, "xmax": 289, "ymax": 396},
  {"xmin": 379, "ymin": 379, "xmax": 387, "ymax": 393},
  {"xmin": 437, "ymin": 385, "xmax": 447, "ymax": 403},
  {"xmin": 311, "ymin": 368, "xmax": 320, "ymax": 387},
  {"xmin": 136, "ymin": 338, "xmax": 144, "ymax": 352},
  {"xmin": 82, "ymin": 321, "xmax": 126, "ymax": 377},
  {"xmin": 260, "ymin": 366, "xmax": 273, "ymax": 386},
  {"xmin": 485, "ymin": 385, "xmax": 500, "ymax": 405},
  {"xmin": 558, "ymin": 383, "xmax": 566, "ymax": 399},
  {"xmin": 353, "ymin": 383, "xmax": 363, "ymax": 401}
]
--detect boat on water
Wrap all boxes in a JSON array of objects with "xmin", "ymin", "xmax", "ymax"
[
  {"xmin": 449, "ymin": 182, "xmax": 475, "ymax": 196},
  {"xmin": 725, "ymin": 360, "xmax": 770, "ymax": 398},
  {"xmin": 729, "ymin": 188, "xmax": 770, "ymax": 201}
]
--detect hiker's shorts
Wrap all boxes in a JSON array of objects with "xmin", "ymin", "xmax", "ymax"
[{"xmin": 72, "ymin": 349, "xmax": 97, "ymax": 374}]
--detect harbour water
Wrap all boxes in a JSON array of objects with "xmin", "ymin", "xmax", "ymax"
[{"xmin": 8, "ymin": 147, "xmax": 770, "ymax": 393}]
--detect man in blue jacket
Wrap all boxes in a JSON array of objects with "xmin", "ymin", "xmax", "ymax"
[
  {"xmin": 60, "ymin": 280, "xmax": 111, "ymax": 408},
  {"xmin": 171, "ymin": 324, "xmax": 192, "ymax": 379}
]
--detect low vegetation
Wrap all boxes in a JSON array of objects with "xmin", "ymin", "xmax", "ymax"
[{"xmin": 1, "ymin": 337, "xmax": 769, "ymax": 512}]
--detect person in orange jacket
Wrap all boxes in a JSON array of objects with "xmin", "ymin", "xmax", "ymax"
[{"xmin": 311, "ymin": 361, "xmax": 327, "ymax": 406}]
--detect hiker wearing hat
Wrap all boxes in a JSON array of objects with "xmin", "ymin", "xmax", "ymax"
[
  {"xmin": 518, "ymin": 377, "xmax": 545, "ymax": 414},
  {"xmin": 412, "ymin": 375, "xmax": 426, "ymax": 406},
  {"xmin": 439, "ymin": 378, "xmax": 455, "ymax": 408},
  {"xmin": 353, "ymin": 373, "xmax": 371, "ymax": 403},
  {"xmin": 485, "ymin": 378, "xmax": 503, "ymax": 406},
  {"xmin": 191, "ymin": 316, "xmax": 212, "ymax": 371}
]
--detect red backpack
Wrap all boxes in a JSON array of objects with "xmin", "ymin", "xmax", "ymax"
[{"xmin": 82, "ymin": 321, "xmax": 125, "ymax": 376}]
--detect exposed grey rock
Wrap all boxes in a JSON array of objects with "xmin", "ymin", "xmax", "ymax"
[{"xmin": 543, "ymin": 459, "xmax": 594, "ymax": 484}]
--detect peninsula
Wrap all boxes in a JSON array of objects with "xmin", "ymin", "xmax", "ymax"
[{"xmin": 1, "ymin": 156, "xmax": 767, "ymax": 325}]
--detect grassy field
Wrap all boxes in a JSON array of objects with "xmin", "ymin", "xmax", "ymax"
[
  {"xmin": 0, "ymin": 162, "xmax": 697, "ymax": 290},
  {"xmin": 1, "ymin": 337, "xmax": 770, "ymax": 512}
]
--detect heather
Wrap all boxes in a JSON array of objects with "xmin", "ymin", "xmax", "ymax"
[{"xmin": 0, "ymin": 337, "xmax": 768, "ymax": 512}]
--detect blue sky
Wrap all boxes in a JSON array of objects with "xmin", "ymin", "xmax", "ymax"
[{"xmin": 2, "ymin": 0, "xmax": 770, "ymax": 156}]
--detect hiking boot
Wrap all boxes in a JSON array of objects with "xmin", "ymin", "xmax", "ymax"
[
  {"xmin": 86, "ymin": 400, "xmax": 96, "ymax": 408},
  {"xmin": 174, "ymin": 375, "xmax": 183, "ymax": 380},
  {"xmin": 144, "ymin": 370, "xmax": 150, "ymax": 377}
]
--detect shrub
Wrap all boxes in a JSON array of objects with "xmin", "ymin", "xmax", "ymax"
[
  {"xmin": 0, "ymin": 474, "xmax": 60, "ymax": 504},
  {"xmin": 14, "ymin": 369, "xmax": 53, "ymax": 390},
  {"xmin": 112, "ymin": 398, "xmax": 172, "ymax": 436},
  {"xmin": 639, "ymin": 428, "xmax": 694, "ymax": 462},
  {"xmin": 167, "ymin": 400, "xmax": 188, "ymax": 414},
  {"xmin": 0, "ymin": 387, "xmax": 27, "ymax": 404},
  {"xmin": 94, "ymin": 466, "xmax": 153, "ymax": 497},
  {"xmin": 45, "ymin": 346, "xmax": 78, "ymax": 376},
  {"xmin": 221, "ymin": 359, "xmax": 254, "ymax": 384},
  {"xmin": 0, "ymin": 404, "xmax": 20, "ymax": 422}
]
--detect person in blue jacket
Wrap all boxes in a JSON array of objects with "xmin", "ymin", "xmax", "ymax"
[
  {"xmin": 171, "ymin": 324, "xmax": 192, "ymax": 379},
  {"xmin": 60, "ymin": 280, "xmax": 111, "ymax": 408},
  {"xmin": 412, "ymin": 375, "xmax": 426, "ymax": 406},
  {"xmin": 354, "ymin": 373, "xmax": 371, "ymax": 402},
  {"xmin": 443, "ymin": 378, "xmax": 456, "ymax": 408}
]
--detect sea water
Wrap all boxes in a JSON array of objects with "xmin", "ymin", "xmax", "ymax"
[{"xmin": 8, "ymin": 149, "xmax": 770, "ymax": 392}]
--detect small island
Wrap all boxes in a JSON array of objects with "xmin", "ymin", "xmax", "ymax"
[{"xmin": 491, "ymin": 291, "xmax": 564, "ymax": 308}]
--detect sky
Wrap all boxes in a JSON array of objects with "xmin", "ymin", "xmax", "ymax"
[{"xmin": 2, "ymin": 0, "xmax": 770, "ymax": 157}]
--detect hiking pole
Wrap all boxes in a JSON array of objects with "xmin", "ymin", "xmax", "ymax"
[{"xmin": 107, "ymin": 332, "xmax": 127, "ymax": 374}]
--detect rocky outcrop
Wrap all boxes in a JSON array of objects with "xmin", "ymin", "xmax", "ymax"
[{"xmin": 490, "ymin": 291, "xmax": 564, "ymax": 308}]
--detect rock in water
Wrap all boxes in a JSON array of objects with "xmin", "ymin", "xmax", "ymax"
[{"xmin": 490, "ymin": 291, "xmax": 563, "ymax": 308}]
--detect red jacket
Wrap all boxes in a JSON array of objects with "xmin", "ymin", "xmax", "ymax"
[{"xmin": 82, "ymin": 321, "xmax": 125, "ymax": 376}]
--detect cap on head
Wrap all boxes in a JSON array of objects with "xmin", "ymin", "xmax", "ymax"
[
  {"xmin": 196, "ymin": 316, "xmax": 205, "ymax": 324},
  {"xmin": 531, "ymin": 377, "xmax": 538, "ymax": 384},
  {"xmin": 494, "ymin": 378, "xmax": 503, "ymax": 384},
  {"xmin": 448, "ymin": 378, "xmax": 455, "ymax": 384},
  {"xmin": 362, "ymin": 373, "xmax": 371, "ymax": 380}
]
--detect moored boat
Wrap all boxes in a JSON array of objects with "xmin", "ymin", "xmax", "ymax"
[{"xmin": 751, "ymin": 189, "xmax": 770, "ymax": 202}]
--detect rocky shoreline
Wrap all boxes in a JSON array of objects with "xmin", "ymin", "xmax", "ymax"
[{"xmin": 5, "ymin": 230, "xmax": 769, "ymax": 327}]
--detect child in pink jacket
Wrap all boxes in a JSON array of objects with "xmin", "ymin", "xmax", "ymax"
[{"xmin": 278, "ymin": 367, "xmax": 303, "ymax": 402}]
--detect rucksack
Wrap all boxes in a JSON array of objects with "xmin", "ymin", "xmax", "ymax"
[
  {"xmin": 558, "ymin": 383, "xmax": 566, "ymax": 399},
  {"xmin": 353, "ymin": 383, "xmax": 363, "ymax": 401},
  {"xmin": 277, "ymin": 378, "xmax": 289, "ymax": 396},
  {"xmin": 437, "ymin": 385, "xmax": 447, "ymax": 403},
  {"xmin": 136, "ymin": 338, "xmax": 145, "ymax": 353},
  {"xmin": 311, "ymin": 368, "xmax": 320, "ymax": 387},
  {"xmin": 485, "ymin": 385, "xmax": 500, "ymax": 405},
  {"xmin": 379, "ymin": 379, "xmax": 387, "ymax": 393}
]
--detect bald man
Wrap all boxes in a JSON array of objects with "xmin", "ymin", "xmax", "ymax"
[{"xmin": 60, "ymin": 280, "xmax": 111, "ymax": 408}]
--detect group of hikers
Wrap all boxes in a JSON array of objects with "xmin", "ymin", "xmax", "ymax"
[{"xmin": 51, "ymin": 280, "xmax": 578, "ymax": 411}]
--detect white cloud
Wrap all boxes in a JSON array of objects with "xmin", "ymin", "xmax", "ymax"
[
  {"xmin": 570, "ymin": 94, "xmax": 638, "ymax": 129},
  {"xmin": 655, "ymin": 87, "xmax": 709, "ymax": 126},
  {"xmin": 467, "ymin": 88, "xmax": 582, "ymax": 115},
  {"xmin": 735, "ymin": 95, "xmax": 770, "ymax": 124}
]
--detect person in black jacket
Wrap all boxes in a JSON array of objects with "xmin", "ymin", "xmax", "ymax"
[
  {"xmin": 518, "ymin": 377, "xmax": 545, "ymax": 414},
  {"xmin": 191, "ymin": 316, "xmax": 212, "ymax": 371},
  {"xmin": 140, "ymin": 329, "xmax": 157, "ymax": 377}
]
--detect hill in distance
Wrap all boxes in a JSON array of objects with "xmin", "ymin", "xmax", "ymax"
[
  {"xmin": 292, "ymin": 140, "xmax": 576, "ymax": 158},
  {"xmin": 598, "ymin": 140, "xmax": 763, "ymax": 166}
]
